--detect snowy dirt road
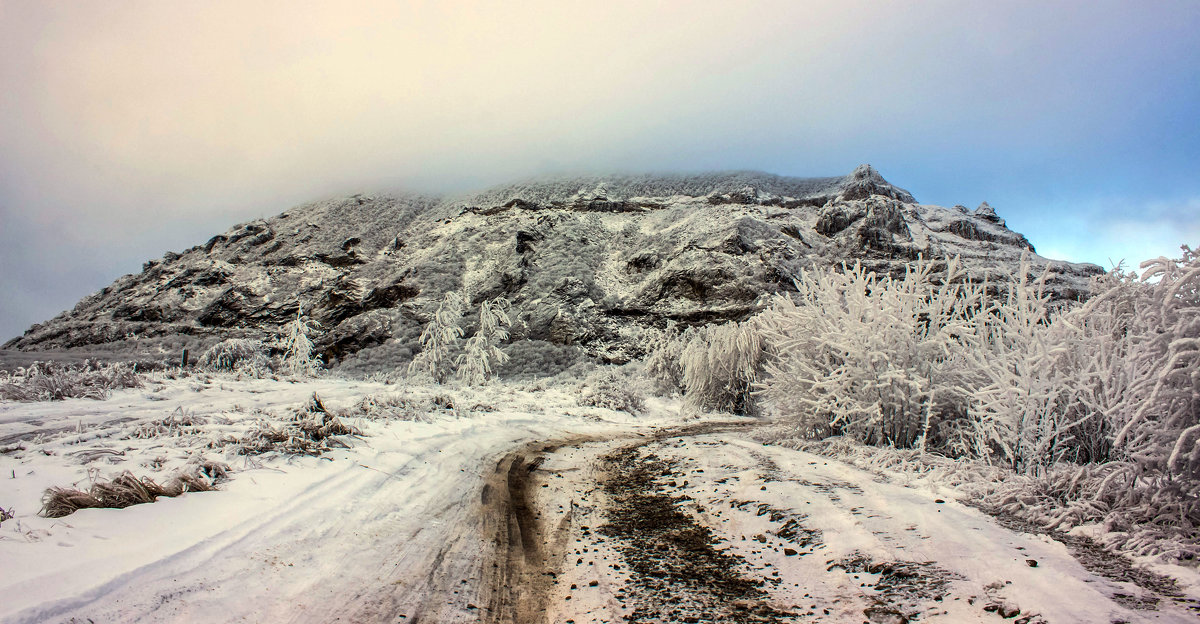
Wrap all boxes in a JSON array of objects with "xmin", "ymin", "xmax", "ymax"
[
  {"xmin": 4, "ymin": 381, "xmax": 1199, "ymax": 624},
  {"xmin": 509, "ymin": 427, "xmax": 1200, "ymax": 624}
]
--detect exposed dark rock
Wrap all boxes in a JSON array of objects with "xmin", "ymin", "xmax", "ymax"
[
  {"xmin": 111, "ymin": 303, "xmax": 176, "ymax": 323},
  {"xmin": 316, "ymin": 310, "xmax": 393, "ymax": 365},
  {"xmin": 948, "ymin": 219, "xmax": 994, "ymax": 243},
  {"xmin": 202, "ymin": 235, "xmax": 227, "ymax": 253},
  {"xmin": 226, "ymin": 220, "xmax": 274, "ymax": 247},
  {"xmin": 313, "ymin": 277, "xmax": 366, "ymax": 326},
  {"xmin": 814, "ymin": 208, "xmax": 847, "ymax": 237},
  {"xmin": 197, "ymin": 287, "xmax": 262, "ymax": 328},
  {"xmin": 627, "ymin": 252, "xmax": 661, "ymax": 272},
  {"xmin": 197, "ymin": 287, "xmax": 297, "ymax": 328},
  {"xmin": 515, "ymin": 230, "xmax": 541, "ymax": 254},
  {"xmin": 314, "ymin": 251, "xmax": 365, "ymax": 268},
  {"xmin": 362, "ymin": 276, "xmax": 419, "ymax": 311},
  {"xmin": 839, "ymin": 164, "xmax": 917, "ymax": 203}
]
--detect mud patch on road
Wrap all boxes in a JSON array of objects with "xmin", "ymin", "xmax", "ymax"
[
  {"xmin": 730, "ymin": 501, "xmax": 823, "ymax": 556},
  {"xmin": 827, "ymin": 553, "xmax": 962, "ymax": 623},
  {"xmin": 479, "ymin": 437, "xmax": 600, "ymax": 624},
  {"xmin": 600, "ymin": 446, "xmax": 796, "ymax": 623}
]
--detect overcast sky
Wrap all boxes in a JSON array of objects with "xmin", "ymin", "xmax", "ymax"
[{"xmin": 2, "ymin": 1, "xmax": 1199, "ymax": 342}]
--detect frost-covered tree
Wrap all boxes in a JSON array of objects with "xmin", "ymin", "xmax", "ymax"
[
  {"xmin": 276, "ymin": 306, "xmax": 323, "ymax": 377},
  {"xmin": 679, "ymin": 320, "xmax": 764, "ymax": 414},
  {"xmin": 456, "ymin": 297, "xmax": 510, "ymax": 385},
  {"xmin": 409, "ymin": 292, "xmax": 465, "ymax": 384}
]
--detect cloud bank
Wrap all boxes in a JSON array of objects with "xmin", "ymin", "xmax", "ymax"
[{"xmin": 2, "ymin": 1, "xmax": 1198, "ymax": 340}]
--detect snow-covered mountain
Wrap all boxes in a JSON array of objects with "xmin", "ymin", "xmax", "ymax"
[{"xmin": 5, "ymin": 165, "xmax": 1103, "ymax": 368}]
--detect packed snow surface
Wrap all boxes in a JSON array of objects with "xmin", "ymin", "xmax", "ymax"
[{"xmin": 1, "ymin": 376, "xmax": 1197, "ymax": 623}]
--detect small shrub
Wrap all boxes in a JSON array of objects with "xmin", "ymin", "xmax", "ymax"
[
  {"xmin": 353, "ymin": 392, "xmax": 430, "ymax": 422},
  {"xmin": 197, "ymin": 339, "xmax": 270, "ymax": 373},
  {"xmin": 577, "ymin": 367, "xmax": 648, "ymax": 414},
  {"xmin": 431, "ymin": 392, "xmax": 462, "ymax": 414},
  {"xmin": 130, "ymin": 407, "xmax": 205, "ymax": 439},
  {"xmin": 680, "ymin": 320, "xmax": 764, "ymax": 415},
  {"xmin": 0, "ymin": 506, "xmax": 12, "ymax": 524},
  {"xmin": 643, "ymin": 323, "xmax": 686, "ymax": 394},
  {"xmin": 235, "ymin": 393, "xmax": 361, "ymax": 456}
]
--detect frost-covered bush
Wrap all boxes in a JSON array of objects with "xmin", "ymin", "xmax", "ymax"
[
  {"xmin": 758, "ymin": 260, "xmax": 971, "ymax": 445},
  {"xmin": 1089, "ymin": 247, "xmax": 1200, "ymax": 478},
  {"xmin": 576, "ymin": 366, "xmax": 648, "ymax": 414},
  {"xmin": 643, "ymin": 323, "xmax": 686, "ymax": 394},
  {"xmin": 456, "ymin": 297, "xmax": 510, "ymax": 385},
  {"xmin": 197, "ymin": 338, "xmax": 270, "ymax": 373},
  {"xmin": 743, "ymin": 247, "xmax": 1200, "ymax": 562},
  {"xmin": 952, "ymin": 257, "xmax": 1111, "ymax": 473},
  {"xmin": 0, "ymin": 360, "xmax": 143, "ymax": 402},
  {"xmin": 754, "ymin": 256, "xmax": 1101, "ymax": 469},
  {"xmin": 679, "ymin": 321, "xmax": 764, "ymax": 414},
  {"xmin": 408, "ymin": 292, "xmax": 465, "ymax": 384},
  {"xmin": 275, "ymin": 307, "xmax": 323, "ymax": 377},
  {"xmin": 496, "ymin": 339, "xmax": 586, "ymax": 378},
  {"xmin": 751, "ymin": 247, "xmax": 1200, "ymax": 475}
]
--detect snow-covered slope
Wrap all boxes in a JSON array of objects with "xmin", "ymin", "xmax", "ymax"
[{"xmin": 5, "ymin": 165, "xmax": 1103, "ymax": 368}]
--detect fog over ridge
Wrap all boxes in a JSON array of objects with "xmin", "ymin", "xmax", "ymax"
[{"xmin": 2, "ymin": 0, "xmax": 1198, "ymax": 341}]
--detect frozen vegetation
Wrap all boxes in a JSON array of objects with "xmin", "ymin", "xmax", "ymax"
[{"xmin": 642, "ymin": 247, "xmax": 1200, "ymax": 568}]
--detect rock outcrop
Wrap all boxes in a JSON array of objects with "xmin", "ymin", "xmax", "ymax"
[{"xmin": 5, "ymin": 166, "xmax": 1104, "ymax": 369}]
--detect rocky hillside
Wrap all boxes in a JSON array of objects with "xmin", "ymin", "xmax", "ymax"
[{"xmin": 5, "ymin": 165, "xmax": 1104, "ymax": 370}]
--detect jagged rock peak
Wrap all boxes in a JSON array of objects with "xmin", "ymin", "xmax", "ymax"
[
  {"xmin": 974, "ymin": 201, "xmax": 1004, "ymax": 226},
  {"xmin": 835, "ymin": 164, "xmax": 917, "ymax": 204},
  {"xmin": 456, "ymin": 166, "xmax": 916, "ymax": 209}
]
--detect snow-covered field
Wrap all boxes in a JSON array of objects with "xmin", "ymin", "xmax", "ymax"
[
  {"xmin": 2, "ymin": 375, "xmax": 1198, "ymax": 623},
  {"xmin": 0, "ymin": 375, "xmax": 676, "ymax": 623}
]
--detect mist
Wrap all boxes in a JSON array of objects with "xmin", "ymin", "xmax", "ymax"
[{"xmin": 2, "ymin": 0, "xmax": 1199, "ymax": 341}]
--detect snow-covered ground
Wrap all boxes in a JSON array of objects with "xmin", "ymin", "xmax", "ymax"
[
  {"xmin": 527, "ymin": 430, "xmax": 1200, "ymax": 624},
  {"xmin": 2, "ymin": 375, "xmax": 1198, "ymax": 623},
  {"xmin": 0, "ymin": 374, "xmax": 677, "ymax": 623}
]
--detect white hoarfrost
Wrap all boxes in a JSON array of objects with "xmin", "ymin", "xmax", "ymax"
[{"xmin": 1, "ymin": 373, "xmax": 1197, "ymax": 622}]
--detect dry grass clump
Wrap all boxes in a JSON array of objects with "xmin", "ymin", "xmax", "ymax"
[
  {"xmin": 352, "ymin": 392, "xmax": 431, "ymax": 422},
  {"xmin": 979, "ymin": 463, "xmax": 1200, "ymax": 562},
  {"xmin": 0, "ymin": 360, "xmax": 143, "ymax": 402},
  {"xmin": 0, "ymin": 506, "xmax": 13, "ymax": 524},
  {"xmin": 236, "ymin": 393, "xmax": 361, "ymax": 456},
  {"xmin": 130, "ymin": 406, "xmax": 206, "ymax": 439},
  {"xmin": 39, "ymin": 469, "xmax": 218, "ymax": 519}
]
